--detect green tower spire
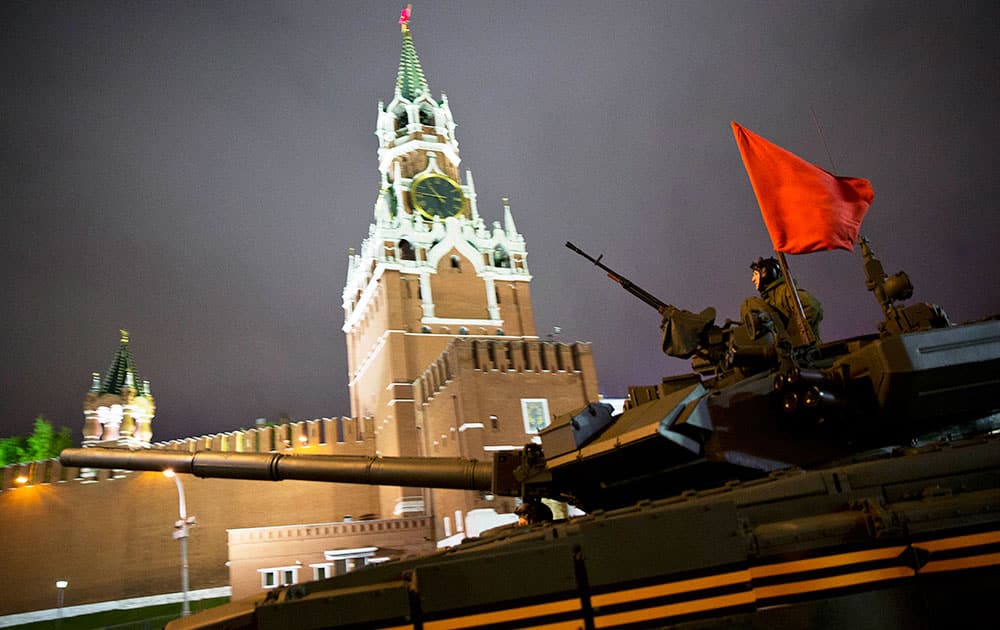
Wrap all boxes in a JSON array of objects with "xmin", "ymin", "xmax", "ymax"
[
  {"xmin": 395, "ymin": 9, "xmax": 429, "ymax": 101},
  {"xmin": 99, "ymin": 329, "xmax": 147, "ymax": 397}
]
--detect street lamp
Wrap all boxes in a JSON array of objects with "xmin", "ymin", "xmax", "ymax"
[
  {"xmin": 163, "ymin": 469, "xmax": 196, "ymax": 616},
  {"xmin": 55, "ymin": 580, "xmax": 67, "ymax": 628}
]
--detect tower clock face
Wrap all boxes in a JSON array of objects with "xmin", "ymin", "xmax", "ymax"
[{"xmin": 410, "ymin": 174, "xmax": 464, "ymax": 219}]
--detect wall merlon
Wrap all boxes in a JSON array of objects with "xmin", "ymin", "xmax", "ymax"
[
  {"xmin": 509, "ymin": 340, "xmax": 526, "ymax": 371},
  {"xmin": 526, "ymin": 342, "xmax": 542, "ymax": 371},
  {"xmin": 541, "ymin": 343, "xmax": 558, "ymax": 371},
  {"xmin": 492, "ymin": 341, "xmax": 511, "ymax": 371},
  {"xmin": 474, "ymin": 341, "xmax": 492, "ymax": 370},
  {"xmin": 557, "ymin": 344, "xmax": 574, "ymax": 371}
]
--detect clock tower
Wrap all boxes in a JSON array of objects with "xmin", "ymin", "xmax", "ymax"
[{"xmin": 343, "ymin": 9, "xmax": 596, "ymax": 527}]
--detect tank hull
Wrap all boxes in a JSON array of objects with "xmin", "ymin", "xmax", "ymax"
[{"xmin": 168, "ymin": 435, "xmax": 1000, "ymax": 629}]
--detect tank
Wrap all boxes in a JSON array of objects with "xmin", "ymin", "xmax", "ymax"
[{"xmin": 60, "ymin": 239, "xmax": 1000, "ymax": 629}]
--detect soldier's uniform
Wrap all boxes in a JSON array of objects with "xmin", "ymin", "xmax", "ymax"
[
  {"xmin": 741, "ymin": 259, "xmax": 823, "ymax": 345},
  {"xmin": 741, "ymin": 276, "xmax": 823, "ymax": 344}
]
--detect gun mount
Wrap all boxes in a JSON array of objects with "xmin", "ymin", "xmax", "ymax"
[{"xmin": 861, "ymin": 236, "xmax": 951, "ymax": 335}]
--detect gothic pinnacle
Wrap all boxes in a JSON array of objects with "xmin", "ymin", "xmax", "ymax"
[
  {"xmin": 394, "ymin": 5, "xmax": 429, "ymax": 101},
  {"xmin": 503, "ymin": 197, "xmax": 519, "ymax": 237}
]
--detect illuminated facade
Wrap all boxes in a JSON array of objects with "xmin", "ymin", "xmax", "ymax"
[{"xmin": 82, "ymin": 330, "xmax": 156, "ymax": 450}]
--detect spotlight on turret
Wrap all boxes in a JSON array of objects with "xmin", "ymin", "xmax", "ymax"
[
  {"xmin": 803, "ymin": 387, "xmax": 839, "ymax": 408},
  {"xmin": 773, "ymin": 374, "xmax": 785, "ymax": 392},
  {"xmin": 883, "ymin": 271, "xmax": 913, "ymax": 303}
]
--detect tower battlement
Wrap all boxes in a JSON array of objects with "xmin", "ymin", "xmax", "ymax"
[{"xmin": 416, "ymin": 338, "xmax": 595, "ymax": 405}]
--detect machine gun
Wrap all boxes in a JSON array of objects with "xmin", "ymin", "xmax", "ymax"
[
  {"xmin": 565, "ymin": 241, "xmax": 672, "ymax": 312},
  {"xmin": 566, "ymin": 242, "xmax": 719, "ymax": 362}
]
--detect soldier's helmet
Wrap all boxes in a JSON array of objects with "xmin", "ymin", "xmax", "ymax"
[{"xmin": 750, "ymin": 257, "xmax": 782, "ymax": 287}]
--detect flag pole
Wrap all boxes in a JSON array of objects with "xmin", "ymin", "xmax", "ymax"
[{"xmin": 775, "ymin": 251, "xmax": 814, "ymax": 346}]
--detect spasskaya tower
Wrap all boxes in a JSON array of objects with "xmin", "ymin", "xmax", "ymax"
[{"xmin": 341, "ymin": 8, "xmax": 597, "ymax": 532}]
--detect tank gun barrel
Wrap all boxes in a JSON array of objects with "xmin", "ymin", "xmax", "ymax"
[{"xmin": 59, "ymin": 448, "xmax": 495, "ymax": 492}]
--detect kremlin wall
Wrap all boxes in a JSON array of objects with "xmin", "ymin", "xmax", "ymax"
[{"xmin": 0, "ymin": 337, "xmax": 597, "ymax": 617}]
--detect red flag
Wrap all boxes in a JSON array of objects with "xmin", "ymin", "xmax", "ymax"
[{"xmin": 731, "ymin": 121, "xmax": 873, "ymax": 254}]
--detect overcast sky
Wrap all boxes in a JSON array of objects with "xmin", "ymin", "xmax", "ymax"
[{"xmin": 2, "ymin": 1, "xmax": 998, "ymax": 441}]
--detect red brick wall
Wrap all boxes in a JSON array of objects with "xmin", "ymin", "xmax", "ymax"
[{"xmin": 0, "ymin": 423, "xmax": 378, "ymax": 617}]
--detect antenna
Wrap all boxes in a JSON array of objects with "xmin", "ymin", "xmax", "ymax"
[{"xmin": 809, "ymin": 105, "xmax": 838, "ymax": 172}]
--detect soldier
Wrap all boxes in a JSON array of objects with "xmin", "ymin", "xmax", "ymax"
[{"xmin": 741, "ymin": 257, "xmax": 823, "ymax": 343}]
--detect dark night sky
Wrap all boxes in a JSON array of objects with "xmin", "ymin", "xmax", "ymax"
[{"xmin": 2, "ymin": 1, "xmax": 998, "ymax": 441}]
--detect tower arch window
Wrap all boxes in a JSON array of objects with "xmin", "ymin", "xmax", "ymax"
[
  {"xmin": 459, "ymin": 327, "xmax": 468, "ymax": 335},
  {"xmin": 399, "ymin": 239, "xmax": 416, "ymax": 261},
  {"xmin": 419, "ymin": 108, "xmax": 434, "ymax": 126},
  {"xmin": 450, "ymin": 255, "xmax": 461, "ymax": 270},
  {"xmin": 490, "ymin": 415, "xmax": 499, "ymax": 430},
  {"xmin": 493, "ymin": 245, "xmax": 511, "ymax": 268},
  {"xmin": 394, "ymin": 109, "xmax": 408, "ymax": 131}
]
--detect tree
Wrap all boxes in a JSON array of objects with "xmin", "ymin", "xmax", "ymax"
[
  {"xmin": 0, "ymin": 435, "xmax": 28, "ymax": 466},
  {"xmin": 0, "ymin": 416, "xmax": 74, "ymax": 466}
]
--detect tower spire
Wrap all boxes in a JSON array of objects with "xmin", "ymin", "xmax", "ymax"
[
  {"xmin": 101, "ymin": 329, "xmax": 144, "ymax": 396},
  {"xmin": 395, "ymin": 6, "xmax": 429, "ymax": 100}
]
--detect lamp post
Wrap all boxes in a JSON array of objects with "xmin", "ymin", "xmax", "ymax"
[
  {"xmin": 163, "ymin": 469, "xmax": 196, "ymax": 616},
  {"xmin": 55, "ymin": 580, "xmax": 67, "ymax": 629}
]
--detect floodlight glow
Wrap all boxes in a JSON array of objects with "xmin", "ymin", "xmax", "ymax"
[
  {"xmin": 163, "ymin": 469, "xmax": 176, "ymax": 478},
  {"xmin": 56, "ymin": 580, "xmax": 68, "ymax": 589},
  {"xmin": 15, "ymin": 475, "xmax": 28, "ymax": 484}
]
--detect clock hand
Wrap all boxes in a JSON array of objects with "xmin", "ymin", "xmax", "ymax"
[{"xmin": 420, "ymin": 186, "xmax": 446, "ymax": 201}]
